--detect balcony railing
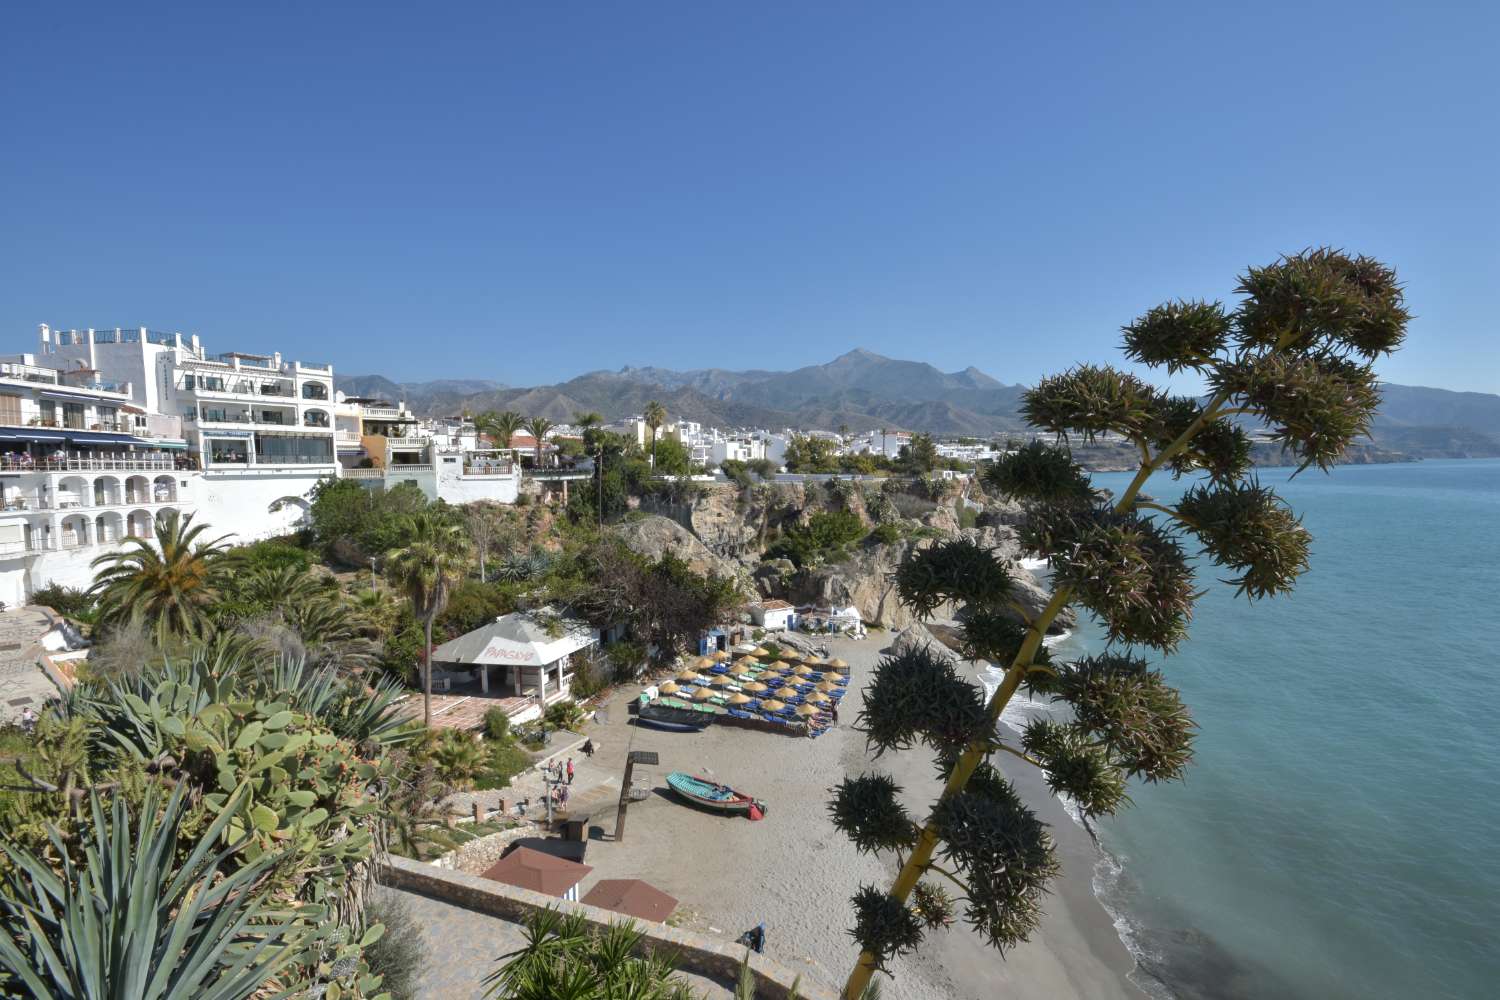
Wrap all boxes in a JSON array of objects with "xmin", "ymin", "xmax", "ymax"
[
  {"xmin": 463, "ymin": 462, "xmax": 515, "ymax": 476},
  {"xmin": 343, "ymin": 468, "xmax": 384, "ymax": 479},
  {"xmin": 0, "ymin": 455, "xmax": 180, "ymax": 473}
]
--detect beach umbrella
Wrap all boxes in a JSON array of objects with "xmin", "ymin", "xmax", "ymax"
[
  {"xmin": 692, "ymin": 687, "xmax": 717, "ymax": 702},
  {"xmin": 658, "ymin": 681, "xmax": 680, "ymax": 695},
  {"xmin": 752, "ymin": 646, "xmax": 770, "ymax": 657},
  {"xmin": 773, "ymin": 686, "xmax": 799, "ymax": 700},
  {"xmin": 743, "ymin": 680, "xmax": 768, "ymax": 693},
  {"xmin": 793, "ymin": 664, "xmax": 815, "ymax": 676},
  {"xmin": 711, "ymin": 674, "xmax": 735, "ymax": 688},
  {"xmin": 816, "ymin": 681, "xmax": 837, "ymax": 693},
  {"xmin": 807, "ymin": 691, "xmax": 830, "ymax": 704},
  {"xmin": 826, "ymin": 658, "xmax": 849, "ymax": 670},
  {"xmin": 794, "ymin": 704, "xmax": 820, "ymax": 717},
  {"xmin": 729, "ymin": 662, "xmax": 752, "ymax": 676},
  {"xmin": 762, "ymin": 699, "xmax": 786, "ymax": 712},
  {"xmin": 765, "ymin": 660, "xmax": 789, "ymax": 671},
  {"xmin": 694, "ymin": 656, "xmax": 717, "ymax": 669},
  {"xmin": 676, "ymin": 670, "xmax": 704, "ymax": 683},
  {"xmin": 712, "ymin": 650, "xmax": 731, "ymax": 661},
  {"xmin": 727, "ymin": 692, "xmax": 752, "ymax": 705}
]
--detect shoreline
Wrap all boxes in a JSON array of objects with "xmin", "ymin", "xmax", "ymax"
[{"xmin": 561, "ymin": 632, "xmax": 1145, "ymax": 1000}]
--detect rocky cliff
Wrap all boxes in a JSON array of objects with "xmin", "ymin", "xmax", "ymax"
[{"xmin": 616, "ymin": 479, "xmax": 1072, "ymax": 634}]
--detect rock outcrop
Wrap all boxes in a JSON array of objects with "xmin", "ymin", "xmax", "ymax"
[{"xmin": 610, "ymin": 514, "xmax": 747, "ymax": 584}]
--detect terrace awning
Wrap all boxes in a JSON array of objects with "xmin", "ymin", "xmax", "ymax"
[{"xmin": 0, "ymin": 429, "xmax": 161, "ymax": 447}]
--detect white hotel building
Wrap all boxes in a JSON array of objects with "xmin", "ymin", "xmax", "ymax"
[{"xmin": 0, "ymin": 325, "xmax": 529, "ymax": 607}]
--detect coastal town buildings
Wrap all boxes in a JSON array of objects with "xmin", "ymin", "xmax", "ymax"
[
  {"xmin": 0, "ymin": 355, "xmax": 196, "ymax": 607},
  {"xmin": 34, "ymin": 326, "xmax": 335, "ymax": 547}
]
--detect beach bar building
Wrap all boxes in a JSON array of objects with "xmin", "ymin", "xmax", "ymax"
[
  {"xmin": 430, "ymin": 607, "xmax": 598, "ymax": 719},
  {"xmin": 751, "ymin": 599, "xmax": 797, "ymax": 631}
]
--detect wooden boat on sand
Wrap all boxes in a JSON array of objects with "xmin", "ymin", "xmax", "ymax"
[
  {"xmin": 666, "ymin": 771, "xmax": 766, "ymax": 820},
  {"xmin": 637, "ymin": 700, "xmax": 715, "ymax": 732}
]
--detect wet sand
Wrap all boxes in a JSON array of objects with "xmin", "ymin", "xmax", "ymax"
[{"xmin": 572, "ymin": 633, "xmax": 1146, "ymax": 1000}]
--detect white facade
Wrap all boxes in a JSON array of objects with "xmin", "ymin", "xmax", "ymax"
[
  {"xmin": 751, "ymin": 600, "xmax": 797, "ymax": 630},
  {"xmin": 710, "ymin": 436, "xmax": 766, "ymax": 465},
  {"xmin": 0, "ymin": 356, "xmax": 201, "ymax": 605},
  {"xmin": 36, "ymin": 326, "xmax": 338, "ymax": 545}
]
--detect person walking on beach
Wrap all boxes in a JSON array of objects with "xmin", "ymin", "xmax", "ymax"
[{"xmin": 566, "ymin": 757, "xmax": 575, "ymax": 784}]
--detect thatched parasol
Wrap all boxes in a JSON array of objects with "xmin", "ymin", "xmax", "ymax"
[
  {"xmin": 826, "ymin": 658, "xmax": 849, "ymax": 670},
  {"xmin": 752, "ymin": 646, "xmax": 770, "ymax": 657},
  {"xmin": 761, "ymin": 699, "xmax": 786, "ymax": 712},
  {"xmin": 692, "ymin": 687, "xmax": 717, "ymax": 702},
  {"xmin": 816, "ymin": 680, "xmax": 838, "ymax": 693},
  {"xmin": 694, "ymin": 656, "xmax": 717, "ymax": 669},
  {"xmin": 773, "ymin": 686, "xmax": 799, "ymax": 700},
  {"xmin": 727, "ymin": 692, "xmax": 752, "ymax": 705},
  {"xmin": 806, "ymin": 691, "xmax": 830, "ymax": 704},
  {"xmin": 793, "ymin": 664, "xmax": 815, "ymax": 676},
  {"xmin": 729, "ymin": 662, "xmax": 752, "ymax": 676},
  {"xmin": 712, "ymin": 650, "xmax": 731, "ymax": 661},
  {"xmin": 711, "ymin": 674, "xmax": 735, "ymax": 688},
  {"xmin": 765, "ymin": 660, "xmax": 789, "ymax": 672},
  {"xmin": 676, "ymin": 670, "xmax": 704, "ymax": 683},
  {"xmin": 794, "ymin": 703, "xmax": 820, "ymax": 717},
  {"xmin": 658, "ymin": 681, "xmax": 681, "ymax": 695},
  {"xmin": 743, "ymin": 680, "xmax": 769, "ymax": 693}
]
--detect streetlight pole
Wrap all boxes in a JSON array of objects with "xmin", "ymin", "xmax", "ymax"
[{"xmin": 369, "ymin": 557, "xmax": 378, "ymax": 593}]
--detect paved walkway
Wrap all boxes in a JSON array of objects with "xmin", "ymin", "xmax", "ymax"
[
  {"xmin": 0, "ymin": 608, "xmax": 60, "ymax": 724},
  {"xmin": 382, "ymin": 884, "xmax": 735, "ymax": 998}
]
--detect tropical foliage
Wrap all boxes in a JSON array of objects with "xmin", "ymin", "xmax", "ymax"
[
  {"xmin": 384, "ymin": 511, "xmax": 473, "ymax": 726},
  {"xmin": 0, "ymin": 648, "xmax": 413, "ymax": 999},
  {"xmin": 90, "ymin": 511, "xmax": 234, "ymax": 639},
  {"xmin": 830, "ymin": 249, "xmax": 1409, "ymax": 997},
  {"xmin": 483, "ymin": 910, "xmax": 698, "ymax": 1000}
]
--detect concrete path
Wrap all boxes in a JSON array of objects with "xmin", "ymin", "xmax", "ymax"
[
  {"xmin": 0, "ymin": 608, "xmax": 61, "ymax": 724},
  {"xmin": 380, "ymin": 884, "xmax": 736, "ymax": 998}
]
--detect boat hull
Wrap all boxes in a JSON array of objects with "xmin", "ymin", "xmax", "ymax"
[
  {"xmin": 665, "ymin": 771, "xmax": 767, "ymax": 817},
  {"xmin": 635, "ymin": 716, "xmax": 710, "ymax": 733}
]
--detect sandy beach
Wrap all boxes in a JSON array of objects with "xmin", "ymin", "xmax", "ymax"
[{"xmin": 553, "ymin": 632, "xmax": 1146, "ymax": 1000}]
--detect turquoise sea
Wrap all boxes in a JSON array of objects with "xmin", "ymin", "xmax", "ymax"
[{"xmin": 1027, "ymin": 458, "xmax": 1500, "ymax": 1000}]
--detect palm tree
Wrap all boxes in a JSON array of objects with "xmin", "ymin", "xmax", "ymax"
[
  {"xmin": 384, "ymin": 511, "xmax": 472, "ymax": 727},
  {"xmin": 524, "ymin": 416, "xmax": 554, "ymax": 468},
  {"xmin": 643, "ymin": 400, "xmax": 667, "ymax": 469},
  {"xmin": 89, "ymin": 511, "xmax": 234, "ymax": 640},
  {"xmin": 478, "ymin": 410, "xmax": 524, "ymax": 452},
  {"xmin": 573, "ymin": 411, "xmax": 602, "ymax": 433}
]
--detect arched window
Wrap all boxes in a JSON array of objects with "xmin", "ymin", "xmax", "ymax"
[{"xmin": 301, "ymin": 382, "xmax": 329, "ymax": 400}]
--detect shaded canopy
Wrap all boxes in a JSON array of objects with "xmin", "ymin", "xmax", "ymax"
[
  {"xmin": 481, "ymin": 846, "xmax": 592, "ymax": 897},
  {"xmin": 580, "ymin": 878, "xmax": 678, "ymax": 922}
]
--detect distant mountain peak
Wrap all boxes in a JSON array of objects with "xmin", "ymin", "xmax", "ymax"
[{"xmin": 831, "ymin": 347, "xmax": 887, "ymax": 363}]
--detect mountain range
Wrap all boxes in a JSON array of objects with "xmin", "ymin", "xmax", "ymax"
[{"xmin": 335, "ymin": 349, "xmax": 1500, "ymax": 459}]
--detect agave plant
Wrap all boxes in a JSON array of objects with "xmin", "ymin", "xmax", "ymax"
[
  {"xmin": 483, "ymin": 909, "xmax": 697, "ymax": 1000},
  {"xmin": 0, "ymin": 783, "xmax": 306, "ymax": 1000}
]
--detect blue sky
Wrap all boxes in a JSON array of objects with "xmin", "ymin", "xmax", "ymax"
[{"xmin": 2, "ymin": 2, "xmax": 1495, "ymax": 392}]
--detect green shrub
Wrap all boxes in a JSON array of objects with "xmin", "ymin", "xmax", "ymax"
[
  {"xmin": 230, "ymin": 537, "xmax": 316, "ymax": 574},
  {"xmin": 544, "ymin": 699, "xmax": 585, "ymax": 731},
  {"xmin": 765, "ymin": 510, "xmax": 867, "ymax": 567},
  {"xmin": 484, "ymin": 707, "xmax": 512, "ymax": 742},
  {"xmin": 27, "ymin": 581, "xmax": 94, "ymax": 618},
  {"xmin": 364, "ymin": 893, "xmax": 428, "ymax": 1000},
  {"xmin": 870, "ymin": 523, "xmax": 903, "ymax": 545},
  {"xmin": 474, "ymin": 742, "xmax": 533, "ymax": 791},
  {"xmin": 426, "ymin": 730, "xmax": 485, "ymax": 789}
]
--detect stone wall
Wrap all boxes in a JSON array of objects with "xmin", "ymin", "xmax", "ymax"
[{"xmin": 380, "ymin": 855, "xmax": 835, "ymax": 1000}]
